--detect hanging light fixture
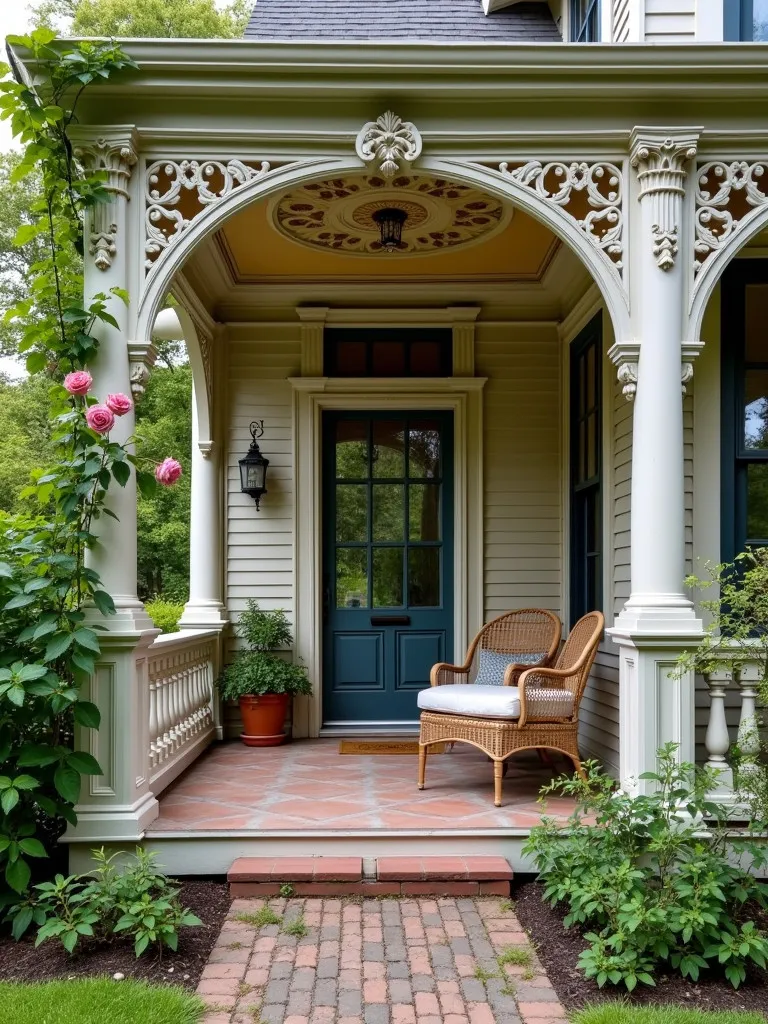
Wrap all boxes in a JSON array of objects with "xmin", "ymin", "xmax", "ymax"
[
  {"xmin": 239, "ymin": 420, "xmax": 270, "ymax": 510},
  {"xmin": 372, "ymin": 207, "xmax": 408, "ymax": 251}
]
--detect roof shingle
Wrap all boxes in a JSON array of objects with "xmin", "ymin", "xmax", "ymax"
[{"xmin": 244, "ymin": 0, "xmax": 561, "ymax": 43}]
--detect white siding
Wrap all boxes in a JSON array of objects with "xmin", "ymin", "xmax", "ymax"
[
  {"xmin": 645, "ymin": 0, "xmax": 696, "ymax": 40},
  {"xmin": 475, "ymin": 324, "xmax": 563, "ymax": 621}
]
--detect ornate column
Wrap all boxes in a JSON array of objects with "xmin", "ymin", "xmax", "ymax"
[
  {"xmin": 75, "ymin": 127, "xmax": 152, "ymax": 632},
  {"xmin": 609, "ymin": 129, "xmax": 704, "ymax": 793}
]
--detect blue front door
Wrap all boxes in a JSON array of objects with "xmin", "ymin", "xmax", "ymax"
[{"xmin": 323, "ymin": 412, "xmax": 454, "ymax": 725}]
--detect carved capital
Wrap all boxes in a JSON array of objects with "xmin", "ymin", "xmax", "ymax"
[
  {"xmin": 608, "ymin": 340, "xmax": 641, "ymax": 402},
  {"xmin": 127, "ymin": 341, "xmax": 158, "ymax": 402},
  {"xmin": 355, "ymin": 111, "xmax": 422, "ymax": 179},
  {"xmin": 73, "ymin": 128, "xmax": 138, "ymax": 197}
]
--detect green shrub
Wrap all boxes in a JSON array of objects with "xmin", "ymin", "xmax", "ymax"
[
  {"xmin": 524, "ymin": 744, "xmax": 768, "ymax": 992},
  {"xmin": 6, "ymin": 847, "xmax": 200, "ymax": 956},
  {"xmin": 218, "ymin": 601, "xmax": 311, "ymax": 700},
  {"xmin": 145, "ymin": 598, "xmax": 185, "ymax": 635}
]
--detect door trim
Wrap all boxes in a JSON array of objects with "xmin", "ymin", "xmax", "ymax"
[{"xmin": 289, "ymin": 376, "xmax": 486, "ymax": 738}]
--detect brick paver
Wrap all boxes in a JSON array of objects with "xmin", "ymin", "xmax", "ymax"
[{"xmin": 198, "ymin": 897, "xmax": 566, "ymax": 1024}]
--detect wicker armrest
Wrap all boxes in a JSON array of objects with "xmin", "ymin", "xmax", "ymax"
[
  {"xmin": 516, "ymin": 666, "xmax": 574, "ymax": 726},
  {"xmin": 502, "ymin": 653, "xmax": 555, "ymax": 688},
  {"xmin": 430, "ymin": 663, "xmax": 471, "ymax": 686}
]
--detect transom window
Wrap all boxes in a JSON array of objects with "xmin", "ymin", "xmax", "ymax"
[
  {"xmin": 721, "ymin": 262, "xmax": 768, "ymax": 559},
  {"xmin": 571, "ymin": 0, "xmax": 600, "ymax": 40},
  {"xmin": 324, "ymin": 328, "xmax": 452, "ymax": 377}
]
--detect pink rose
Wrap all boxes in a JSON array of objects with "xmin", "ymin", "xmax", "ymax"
[
  {"xmin": 85, "ymin": 404, "xmax": 115, "ymax": 434},
  {"xmin": 105, "ymin": 392, "xmax": 133, "ymax": 416},
  {"xmin": 155, "ymin": 458, "xmax": 183, "ymax": 486},
  {"xmin": 63, "ymin": 370, "xmax": 93, "ymax": 396}
]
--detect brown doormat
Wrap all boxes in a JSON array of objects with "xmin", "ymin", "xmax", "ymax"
[{"xmin": 339, "ymin": 740, "xmax": 446, "ymax": 755}]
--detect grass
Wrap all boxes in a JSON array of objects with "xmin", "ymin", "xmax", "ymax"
[
  {"xmin": 473, "ymin": 965, "xmax": 500, "ymax": 982},
  {"xmin": 236, "ymin": 906, "xmax": 281, "ymax": 927},
  {"xmin": 499, "ymin": 900, "xmax": 515, "ymax": 913},
  {"xmin": 572, "ymin": 1005, "xmax": 768, "ymax": 1024},
  {"xmin": 497, "ymin": 945, "xmax": 532, "ymax": 967},
  {"xmin": 0, "ymin": 979, "xmax": 204, "ymax": 1024},
  {"xmin": 282, "ymin": 915, "xmax": 308, "ymax": 938}
]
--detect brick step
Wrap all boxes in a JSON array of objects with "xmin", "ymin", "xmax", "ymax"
[{"xmin": 228, "ymin": 855, "xmax": 512, "ymax": 897}]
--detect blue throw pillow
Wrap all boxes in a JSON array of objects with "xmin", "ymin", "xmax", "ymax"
[{"xmin": 474, "ymin": 649, "xmax": 545, "ymax": 686}]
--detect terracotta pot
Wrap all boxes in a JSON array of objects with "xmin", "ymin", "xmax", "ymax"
[{"xmin": 239, "ymin": 693, "xmax": 290, "ymax": 747}]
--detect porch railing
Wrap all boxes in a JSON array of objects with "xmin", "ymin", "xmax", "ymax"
[
  {"xmin": 702, "ymin": 656, "xmax": 764, "ymax": 802},
  {"xmin": 147, "ymin": 628, "xmax": 220, "ymax": 796}
]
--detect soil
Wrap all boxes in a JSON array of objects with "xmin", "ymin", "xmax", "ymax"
[
  {"xmin": 513, "ymin": 879, "xmax": 768, "ymax": 1016},
  {"xmin": 0, "ymin": 880, "xmax": 230, "ymax": 990}
]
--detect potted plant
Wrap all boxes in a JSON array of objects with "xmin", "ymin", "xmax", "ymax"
[{"xmin": 219, "ymin": 600, "xmax": 312, "ymax": 746}]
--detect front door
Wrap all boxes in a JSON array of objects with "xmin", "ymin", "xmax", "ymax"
[{"xmin": 323, "ymin": 412, "xmax": 454, "ymax": 725}]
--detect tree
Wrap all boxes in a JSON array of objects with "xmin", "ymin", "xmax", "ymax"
[
  {"xmin": 31, "ymin": 0, "xmax": 251, "ymax": 38},
  {"xmin": 0, "ymin": 373, "xmax": 54, "ymax": 512}
]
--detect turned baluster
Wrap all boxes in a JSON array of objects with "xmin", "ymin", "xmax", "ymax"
[
  {"xmin": 703, "ymin": 667, "xmax": 735, "ymax": 796},
  {"xmin": 148, "ymin": 670, "xmax": 159, "ymax": 768},
  {"xmin": 736, "ymin": 662, "xmax": 763, "ymax": 789}
]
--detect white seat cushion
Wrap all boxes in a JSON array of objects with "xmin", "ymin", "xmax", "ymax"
[{"xmin": 417, "ymin": 683, "xmax": 573, "ymax": 720}]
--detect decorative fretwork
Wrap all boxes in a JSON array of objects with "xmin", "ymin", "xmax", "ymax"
[
  {"xmin": 694, "ymin": 161, "xmax": 768, "ymax": 278},
  {"xmin": 497, "ymin": 160, "xmax": 624, "ymax": 274},
  {"xmin": 144, "ymin": 158, "xmax": 272, "ymax": 271},
  {"xmin": 355, "ymin": 111, "xmax": 423, "ymax": 179}
]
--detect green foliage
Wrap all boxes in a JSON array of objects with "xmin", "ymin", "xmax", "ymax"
[
  {"xmin": 32, "ymin": 0, "xmax": 251, "ymax": 38},
  {"xmin": 235, "ymin": 905, "xmax": 281, "ymax": 927},
  {"xmin": 524, "ymin": 744, "xmax": 768, "ymax": 992},
  {"xmin": 237, "ymin": 600, "xmax": 295, "ymax": 652},
  {"xmin": 219, "ymin": 601, "xmax": 311, "ymax": 700},
  {"xmin": 572, "ymin": 1006, "xmax": 767, "ymax": 1024},
  {"xmin": 145, "ymin": 599, "xmax": 184, "ymax": 635},
  {"xmin": 497, "ymin": 945, "xmax": 532, "ymax": 967},
  {"xmin": 0, "ymin": 374, "xmax": 55, "ymax": 511},
  {"xmin": 7, "ymin": 847, "xmax": 201, "ymax": 956},
  {"xmin": 282, "ymin": 914, "xmax": 308, "ymax": 938},
  {"xmin": 0, "ymin": 978, "xmax": 205, "ymax": 1024}
]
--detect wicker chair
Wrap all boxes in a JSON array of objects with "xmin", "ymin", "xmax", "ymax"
[{"xmin": 418, "ymin": 611, "xmax": 604, "ymax": 807}]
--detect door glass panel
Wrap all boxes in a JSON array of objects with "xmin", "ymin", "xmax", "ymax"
[
  {"xmin": 336, "ymin": 484, "xmax": 367, "ymax": 543},
  {"xmin": 587, "ymin": 414, "xmax": 597, "ymax": 479},
  {"xmin": 373, "ymin": 548, "xmax": 403, "ymax": 606},
  {"xmin": 745, "ymin": 284, "xmax": 768, "ymax": 361},
  {"xmin": 408, "ymin": 421, "xmax": 441, "ymax": 478},
  {"xmin": 754, "ymin": 0, "xmax": 768, "ymax": 40},
  {"xmin": 408, "ymin": 548, "xmax": 440, "ymax": 607},
  {"xmin": 336, "ymin": 420, "xmax": 368, "ymax": 478},
  {"xmin": 747, "ymin": 463, "xmax": 768, "ymax": 541},
  {"xmin": 372, "ymin": 420, "xmax": 405, "ymax": 478},
  {"xmin": 744, "ymin": 369, "xmax": 768, "ymax": 449},
  {"xmin": 372, "ymin": 484, "xmax": 404, "ymax": 541},
  {"xmin": 409, "ymin": 484, "xmax": 441, "ymax": 541},
  {"xmin": 336, "ymin": 548, "xmax": 368, "ymax": 608}
]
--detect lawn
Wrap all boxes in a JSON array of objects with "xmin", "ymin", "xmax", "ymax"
[
  {"xmin": 573, "ymin": 1004, "xmax": 768, "ymax": 1024},
  {"xmin": 0, "ymin": 978, "xmax": 205, "ymax": 1024}
]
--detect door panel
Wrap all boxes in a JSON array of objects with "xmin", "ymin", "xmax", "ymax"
[{"xmin": 323, "ymin": 411, "xmax": 454, "ymax": 724}]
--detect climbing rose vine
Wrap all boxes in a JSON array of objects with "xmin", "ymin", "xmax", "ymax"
[{"xmin": 0, "ymin": 30, "xmax": 180, "ymax": 905}]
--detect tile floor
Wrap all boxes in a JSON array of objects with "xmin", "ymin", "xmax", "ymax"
[{"xmin": 148, "ymin": 740, "xmax": 577, "ymax": 833}]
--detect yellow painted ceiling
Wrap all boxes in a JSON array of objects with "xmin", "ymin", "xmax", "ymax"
[{"xmin": 216, "ymin": 195, "xmax": 557, "ymax": 281}]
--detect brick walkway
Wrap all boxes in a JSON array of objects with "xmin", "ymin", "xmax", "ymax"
[{"xmin": 198, "ymin": 896, "xmax": 567, "ymax": 1024}]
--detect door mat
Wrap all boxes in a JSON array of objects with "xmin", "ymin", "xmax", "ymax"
[{"xmin": 338, "ymin": 740, "xmax": 446, "ymax": 755}]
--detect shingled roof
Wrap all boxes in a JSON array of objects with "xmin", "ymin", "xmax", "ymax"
[{"xmin": 244, "ymin": 0, "xmax": 561, "ymax": 42}]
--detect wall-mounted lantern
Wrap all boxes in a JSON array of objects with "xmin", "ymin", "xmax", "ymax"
[
  {"xmin": 372, "ymin": 207, "xmax": 408, "ymax": 251},
  {"xmin": 239, "ymin": 420, "xmax": 270, "ymax": 510}
]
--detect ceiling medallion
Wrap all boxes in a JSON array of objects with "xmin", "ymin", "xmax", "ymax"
[{"xmin": 270, "ymin": 175, "xmax": 510, "ymax": 257}]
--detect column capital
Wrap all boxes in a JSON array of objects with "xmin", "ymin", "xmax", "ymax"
[
  {"xmin": 629, "ymin": 127, "xmax": 701, "ymax": 198},
  {"xmin": 71, "ymin": 126, "xmax": 139, "ymax": 197},
  {"xmin": 127, "ymin": 341, "xmax": 158, "ymax": 402}
]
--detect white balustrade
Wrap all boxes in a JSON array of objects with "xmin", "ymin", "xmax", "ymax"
[{"xmin": 146, "ymin": 628, "xmax": 219, "ymax": 795}]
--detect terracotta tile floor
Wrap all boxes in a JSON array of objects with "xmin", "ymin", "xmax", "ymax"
[{"xmin": 148, "ymin": 740, "xmax": 576, "ymax": 833}]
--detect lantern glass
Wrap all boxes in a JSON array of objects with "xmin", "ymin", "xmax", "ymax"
[
  {"xmin": 239, "ymin": 426, "xmax": 270, "ymax": 509},
  {"xmin": 373, "ymin": 207, "xmax": 408, "ymax": 251}
]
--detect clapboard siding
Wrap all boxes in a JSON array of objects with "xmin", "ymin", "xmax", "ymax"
[
  {"xmin": 476, "ymin": 324, "xmax": 562, "ymax": 621},
  {"xmin": 645, "ymin": 0, "xmax": 695, "ymax": 40},
  {"xmin": 613, "ymin": 375, "xmax": 633, "ymax": 617}
]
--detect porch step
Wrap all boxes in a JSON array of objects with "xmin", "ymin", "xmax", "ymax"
[{"xmin": 228, "ymin": 855, "xmax": 513, "ymax": 897}]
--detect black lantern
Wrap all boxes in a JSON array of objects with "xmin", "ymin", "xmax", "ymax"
[
  {"xmin": 372, "ymin": 207, "xmax": 408, "ymax": 251},
  {"xmin": 239, "ymin": 420, "xmax": 270, "ymax": 510}
]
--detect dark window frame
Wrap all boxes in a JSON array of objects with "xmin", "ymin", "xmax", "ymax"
[
  {"xmin": 724, "ymin": 0, "xmax": 768, "ymax": 39},
  {"xmin": 324, "ymin": 328, "xmax": 453, "ymax": 378},
  {"xmin": 570, "ymin": 0, "xmax": 600, "ymax": 41},
  {"xmin": 570, "ymin": 312, "xmax": 603, "ymax": 626},
  {"xmin": 721, "ymin": 259, "xmax": 768, "ymax": 562}
]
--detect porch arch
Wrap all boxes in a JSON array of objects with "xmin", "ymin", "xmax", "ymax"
[{"xmin": 135, "ymin": 153, "xmax": 631, "ymax": 346}]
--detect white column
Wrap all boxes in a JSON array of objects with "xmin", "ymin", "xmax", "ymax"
[
  {"xmin": 180, "ymin": 390, "xmax": 227, "ymax": 629},
  {"xmin": 609, "ymin": 128, "xmax": 704, "ymax": 792}
]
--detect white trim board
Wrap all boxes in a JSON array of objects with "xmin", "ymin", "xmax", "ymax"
[{"xmin": 289, "ymin": 376, "xmax": 486, "ymax": 738}]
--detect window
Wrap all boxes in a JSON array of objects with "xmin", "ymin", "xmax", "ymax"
[
  {"xmin": 324, "ymin": 329, "xmax": 452, "ymax": 378},
  {"xmin": 721, "ymin": 261, "xmax": 768, "ymax": 561},
  {"xmin": 570, "ymin": 0, "xmax": 600, "ymax": 40},
  {"xmin": 570, "ymin": 314, "xmax": 603, "ymax": 625},
  {"xmin": 724, "ymin": 0, "xmax": 768, "ymax": 39}
]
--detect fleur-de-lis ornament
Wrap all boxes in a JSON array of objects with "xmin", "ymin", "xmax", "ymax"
[{"xmin": 355, "ymin": 111, "xmax": 423, "ymax": 179}]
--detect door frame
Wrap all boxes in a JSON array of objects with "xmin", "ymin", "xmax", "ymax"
[{"xmin": 289, "ymin": 376, "xmax": 486, "ymax": 737}]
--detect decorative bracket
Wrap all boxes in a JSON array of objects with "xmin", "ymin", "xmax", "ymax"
[
  {"xmin": 73, "ymin": 128, "xmax": 138, "ymax": 272},
  {"xmin": 608, "ymin": 341, "xmax": 640, "ymax": 401},
  {"xmin": 127, "ymin": 341, "xmax": 158, "ymax": 402},
  {"xmin": 355, "ymin": 111, "xmax": 423, "ymax": 179},
  {"xmin": 694, "ymin": 160, "xmax": 768, "ymax": 280},
  {"xmin": 629, "ymin": 128, "xmax": 700, "ymax": 272},
  {"xmin": 198, "ymin": 440, "xmax": 215, "ymax": 459}
]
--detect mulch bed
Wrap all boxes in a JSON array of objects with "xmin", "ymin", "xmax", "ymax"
[
  {"xmin": 513, "ymin": 879, "xmax": 768, "ymax": 1015},
  {"xmin": 0, "ymin": 880, "xmax": 230, "ymax": 990}
]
